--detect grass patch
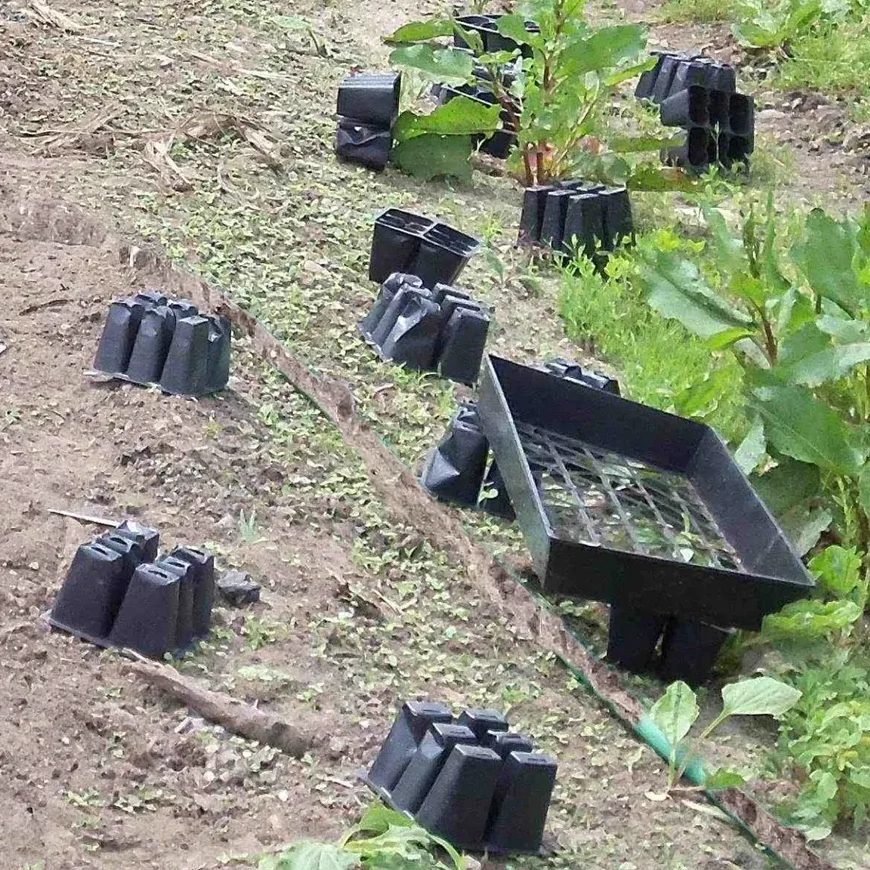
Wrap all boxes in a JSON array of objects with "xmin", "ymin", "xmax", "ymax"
[
  {"xmin": 658, "ymin": 0, "xmax": 738, "ymax": 23},
  {"xmin": 777, "ymin": 19, "xmax": 870, "ymax": 95},
  {"xmin": 558, "ymin": 237, "xmax": 747, "ymax": 441}
]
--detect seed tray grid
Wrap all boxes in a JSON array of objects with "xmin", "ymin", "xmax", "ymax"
[
  {"xmin": 478, "ymin": 356, "xmax": 813, "ymax": 628},
  {"xmin": 517, "ymin": 422, "xmax": 740, "ymax": 569}
]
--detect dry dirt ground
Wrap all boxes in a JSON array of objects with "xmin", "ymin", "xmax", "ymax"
[{"xmin": 1, "ymin": 0, "xmax": 868, "ymax": 869}]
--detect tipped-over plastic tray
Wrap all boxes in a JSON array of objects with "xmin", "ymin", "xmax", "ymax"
[
  {"xmin": 476, "ymin": 356, "xmax": 814, "ymax": 629},
  {"xmin": 364, "ymin": 701, "xmax": 556, "ymax": 854}
]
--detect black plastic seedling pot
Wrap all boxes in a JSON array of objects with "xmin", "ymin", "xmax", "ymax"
[
  {"xmin": 93, "ymin": 294, "xmax": 230, "ymax": 397},
  {"xmin": 337, "ymin": 72, "xmax": 401, "ymax": 128},
  {"xmin": 364, "ymin": 701, "xmax": 556, "ymax": 854},
  {"xmin": 476, "ymin": 356, "xmax": 814, "ymax": 630},
  {"xmin": 335, "ymin": 119, "xmax": 392, "ymax": 171},
  {"xmin": 360, "ymin": 274, "xmax": 490, "ymax": 383},
  {"xmin": 637, "ymin": 52, "xmax": 735, "ymax": 104},
  {"xmin": 454, "ymin": 14, "xmax": 539, "ymax": 56},
  {"xmin": 47, "ymin": 523, "xmax": 216, "ymax": 658},
  {"xmin": 369, "ymin": 209, "xmax": 480, "ymax": 287}
]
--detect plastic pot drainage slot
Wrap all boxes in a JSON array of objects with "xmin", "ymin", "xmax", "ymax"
[
  {"xmin": 476, "ymin": 356, "xmax": 815, "ymax": 632},
  {"xmin": 47, "ymin": 522, "xmax": 216, "ymax": 659},
  {"xmin": 360, "ymin": 273, "xmax": 490, "ymax": 384},
  {"xmin": 369, "ymin": 209, "xmax": 480, "ymax": 287},
  {"xmin": 93, "ymin": 294, "xmax": 230, "ymax": 397},
  {"xmin": 364, "ymin": 701, "xmax": 557, "ymax": 854}
]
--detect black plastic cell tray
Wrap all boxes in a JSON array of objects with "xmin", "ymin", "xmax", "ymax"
[{"xmin": 476, "ymin": 356, "xmax": 814, "ymax": 630}]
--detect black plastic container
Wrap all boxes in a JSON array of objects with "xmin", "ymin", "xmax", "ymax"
[
  {"xmin": 335, "ymin": 119, "xmax": 392, "ymax": 171},
  {"xmin": 606, "ymin": 605, "xmax": 668, "ymax": 672},
  {"xmin": 454, "ymin": 14, "xmax": 539, "ymax": 56},
  {"xmin": 660, "ymin": 85, "xmax": 710, "ymax": 127},
  {"xmin": 369, "ymin": 210, "xmax": 480, "ymax": 287},
  {"xmin": 440, "ymin": 84, "xmax": 518, "ymax": 159},
  {"xmin": 421, "ymin": 402, "xmax": 489, "ymax": 507},
  {"xmin": 93, "ymin": 295, "xmax": 230, "ymax": 397},
  {"xmin": 660, "ymin": 618, "xmax": 730, "ymax": 686},
  {"xmin": 521, "ymin": 182, "xmax": 632, "ymax": 255},
  {"xmin": 360, "ymin": 274, "xmax": 490, "ymax": 384},
  {"xmin": 544, "ymin": 357, "xmax": 620, "ymax": 395},
  {"xmin": 637, "ymin": 52, "xmax": 735, "ymax": 104},
  {"xmin": 476, "ymin": 356, "xmax": 815, "ymax": 630},
  {"xmin": 664, "ymin": 126, "xmax": 717, "ymax": 173},
  {"xmin": 46, "ymin": 523, "xmax": 215, "ymax": 658},
  {"xmin": 337, "ymin": 72, "xmax": 401, "ymax": 128},
  {"xmin": 364, "ymin": 701, "xmax": 556, "ymax": 854}
]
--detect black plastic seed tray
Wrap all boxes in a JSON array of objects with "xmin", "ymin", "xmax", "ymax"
[
  {"xmin": 476, "ymin": 356, "xmax": 814, "ymax": 630},
  {"xmin": 93, "ymin": 292, "xmax": 230, "ymax": 396},
  {"xmin": 518, "ymin": 181, "xmax": 633, "ymax": 255},
  {"xmin": 335, "ymin": 119, "xmax": 392, "ymax": 171},
  {"xmin": 46, "ymin": 521, "xmax": 215, "ymax": 659},
  {"xmin": 454, "ymin": 14, "xmax": 539, "ymax": 56},
  {"xmin": 369, "ymin": 210, "xmax": 481, "ymax": 289},
  {"xmin": 360, "ymin": 273, "xmax": 490, "ymax": 384},
  {"xmin": 364, "ymin": 701, "xmax": 556, "ymax": 854}
]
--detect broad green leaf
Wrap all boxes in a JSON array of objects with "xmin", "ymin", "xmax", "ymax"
[
  {"xmin": 704, "ymin": 768, "xmax": 747, "ymax": 790},
  {"xmin": 817, "ymin": 314, "xmax": 869, "ymax": 343},
  {"xmin": 353, "ymin": 804, "xmax": 413, "ymax": 835},
  {"xmin": 792, "ymin": 209, "xmax": 862, "ymax": 313},
  {"xmin": 776, "ymin": 324, "xmax": 870, "ymax": 386},
  {"xmin": 673, "ymin": 367, "xmax": 733, "ymax": 419},
  {"xmin": 393, "ymin": 98, "xmax": 500, "ymax": 141},
  {"xmin": 762, "ymin": 599, "xmax": 863, "ymax": 642},
  {"xmin": 627, "ymin": 164, "xmax": 702, "ymax": 192},
  {"xmin": 750, "ymin": 384, "xmax": 863, "ymax": 477},
  {"xmin": 262, "ymin": 842, "xmax": 357, "ymax": 870},
  {"xmin": 603, "ymin": 56, "xmax": 658, "ymax": 87},
  {"xmin": 784, "ymin": 505, "xmax": 834, "ymax": 556},
  {"xmin": 703, "ymin": 208, "xmax": 746, "ymax": 278},
  {"xmin": 389, "ymin": 45, "xmax": 473, "ymax": 84},
  {"xmin": 392, "ymin": 133, "xmax": 473, "ymax": 182},
  {"xmin": 809, "ymin": 545, "xmax": 864, "ymax": 601},
  {"xmin": 721, "ymin": 676, "xmax": 802, "ymax": 717},
  {"xmin": 384, "ymin": 18, "xmax": 453, "ymax": 44},
  {"xmin": 706, "ymin": 327, "xmax": 756, "ymax": 351},
  {"xmin": 496, "ymin": 13, "xmax": 540, "ymax": 47},
  {"xmin": 860, "ymin": 465, "xmax": 870, "ymax": 533},
  {"xmin": 649, "ymin": 681, "xmax": 699, "ymax": 755},
  {"xmin": 560, "ymin": 25, "xmax": 647, "ymax": 75},
  {"xmin": 734, "ymin": 418, "xmax": 766, "ymax": 474},
  {"xmin": 642, "ymin": 250, "xmax": 753, "ymax": 339},
  {"xmin": 751, "ymin": 459, "xmax": 821, "ymax": 517}
]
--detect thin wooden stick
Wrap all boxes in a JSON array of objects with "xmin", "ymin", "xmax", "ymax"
[{"xmin": 48, "ymin": 508, "xmax": 119, "ymax": 527}]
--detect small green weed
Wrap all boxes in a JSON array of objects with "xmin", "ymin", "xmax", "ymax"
[{"xmin": 241, "ymin": 615, "xmax": 280, "ymax": 650}]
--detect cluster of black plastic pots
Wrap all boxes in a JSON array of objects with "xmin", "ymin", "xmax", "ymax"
[
  {"xmin": 94, "ymin": 291, "xmax": 231, "ymax": 397},
  {"xmin": 636, "ymin": 52, "xmax": 754, "ymax": 172},
  {"xmin": 519, "ymin": 181, "xmax": 634, "ymax": 256},
  {"xmin": 335, "ymin": 72, "xmax": 401, "ymax": 171},
  {"xmin": 421, "ymin": 360, "xmax": 619, "ymax": 519},
  {"xmin": 359, "ymin": 273, "xmax": 490, "ymax": 384},
  {"xmin": 369, "ymin": 208, "xmax": 480, "ymax": 288},
  {"xmin": 365, "ymin": 701, "xmax": 556, "ymax": 854},
  {"xmin": 47, "ymin": 521, "xmax": 215, "ymax": 659}
]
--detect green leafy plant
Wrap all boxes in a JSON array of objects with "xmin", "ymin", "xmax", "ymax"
[
  {"xmin": 260, "ymin": 804, "xmax": 465, "ymax": 870},
  {"xmin": 384, "ymin": 1, "xmax": 671, "ymax": 185},
  {"xmin": 760, "ymin": 545, "xmax": 870, "ymax": 838},
  {"xmin": 640, "ymin": 200, "xmax": 870, "ymax": 556},
  {"xmin": 648, "ymin": 676, "xmax": 802, "ymax": 790},
  {"xmin": 731, "ymin": 0, "xmax": 823, "ymax": 48}
]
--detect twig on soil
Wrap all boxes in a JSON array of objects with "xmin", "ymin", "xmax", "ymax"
[
  {"xmin": 48, "ymin": 508, "xmax": 119, "ymax": 526},
  {"xmin": 22, "ymin": 107, "xmax": 123, "ymax": 156},
  {"xmin": 126, "ymin": 659, "xmax": 318, "ymax": 757},
  {"xmin": 19, "ymin": 297, "xmax": 72, "ymax": 315},
  {"xmin": 26, "ymin": 0, "xmax": 84, "ymax": 32},
  {"xmin": 186, "ymin": 50, "xmax": 296, "ymax": 82}
]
